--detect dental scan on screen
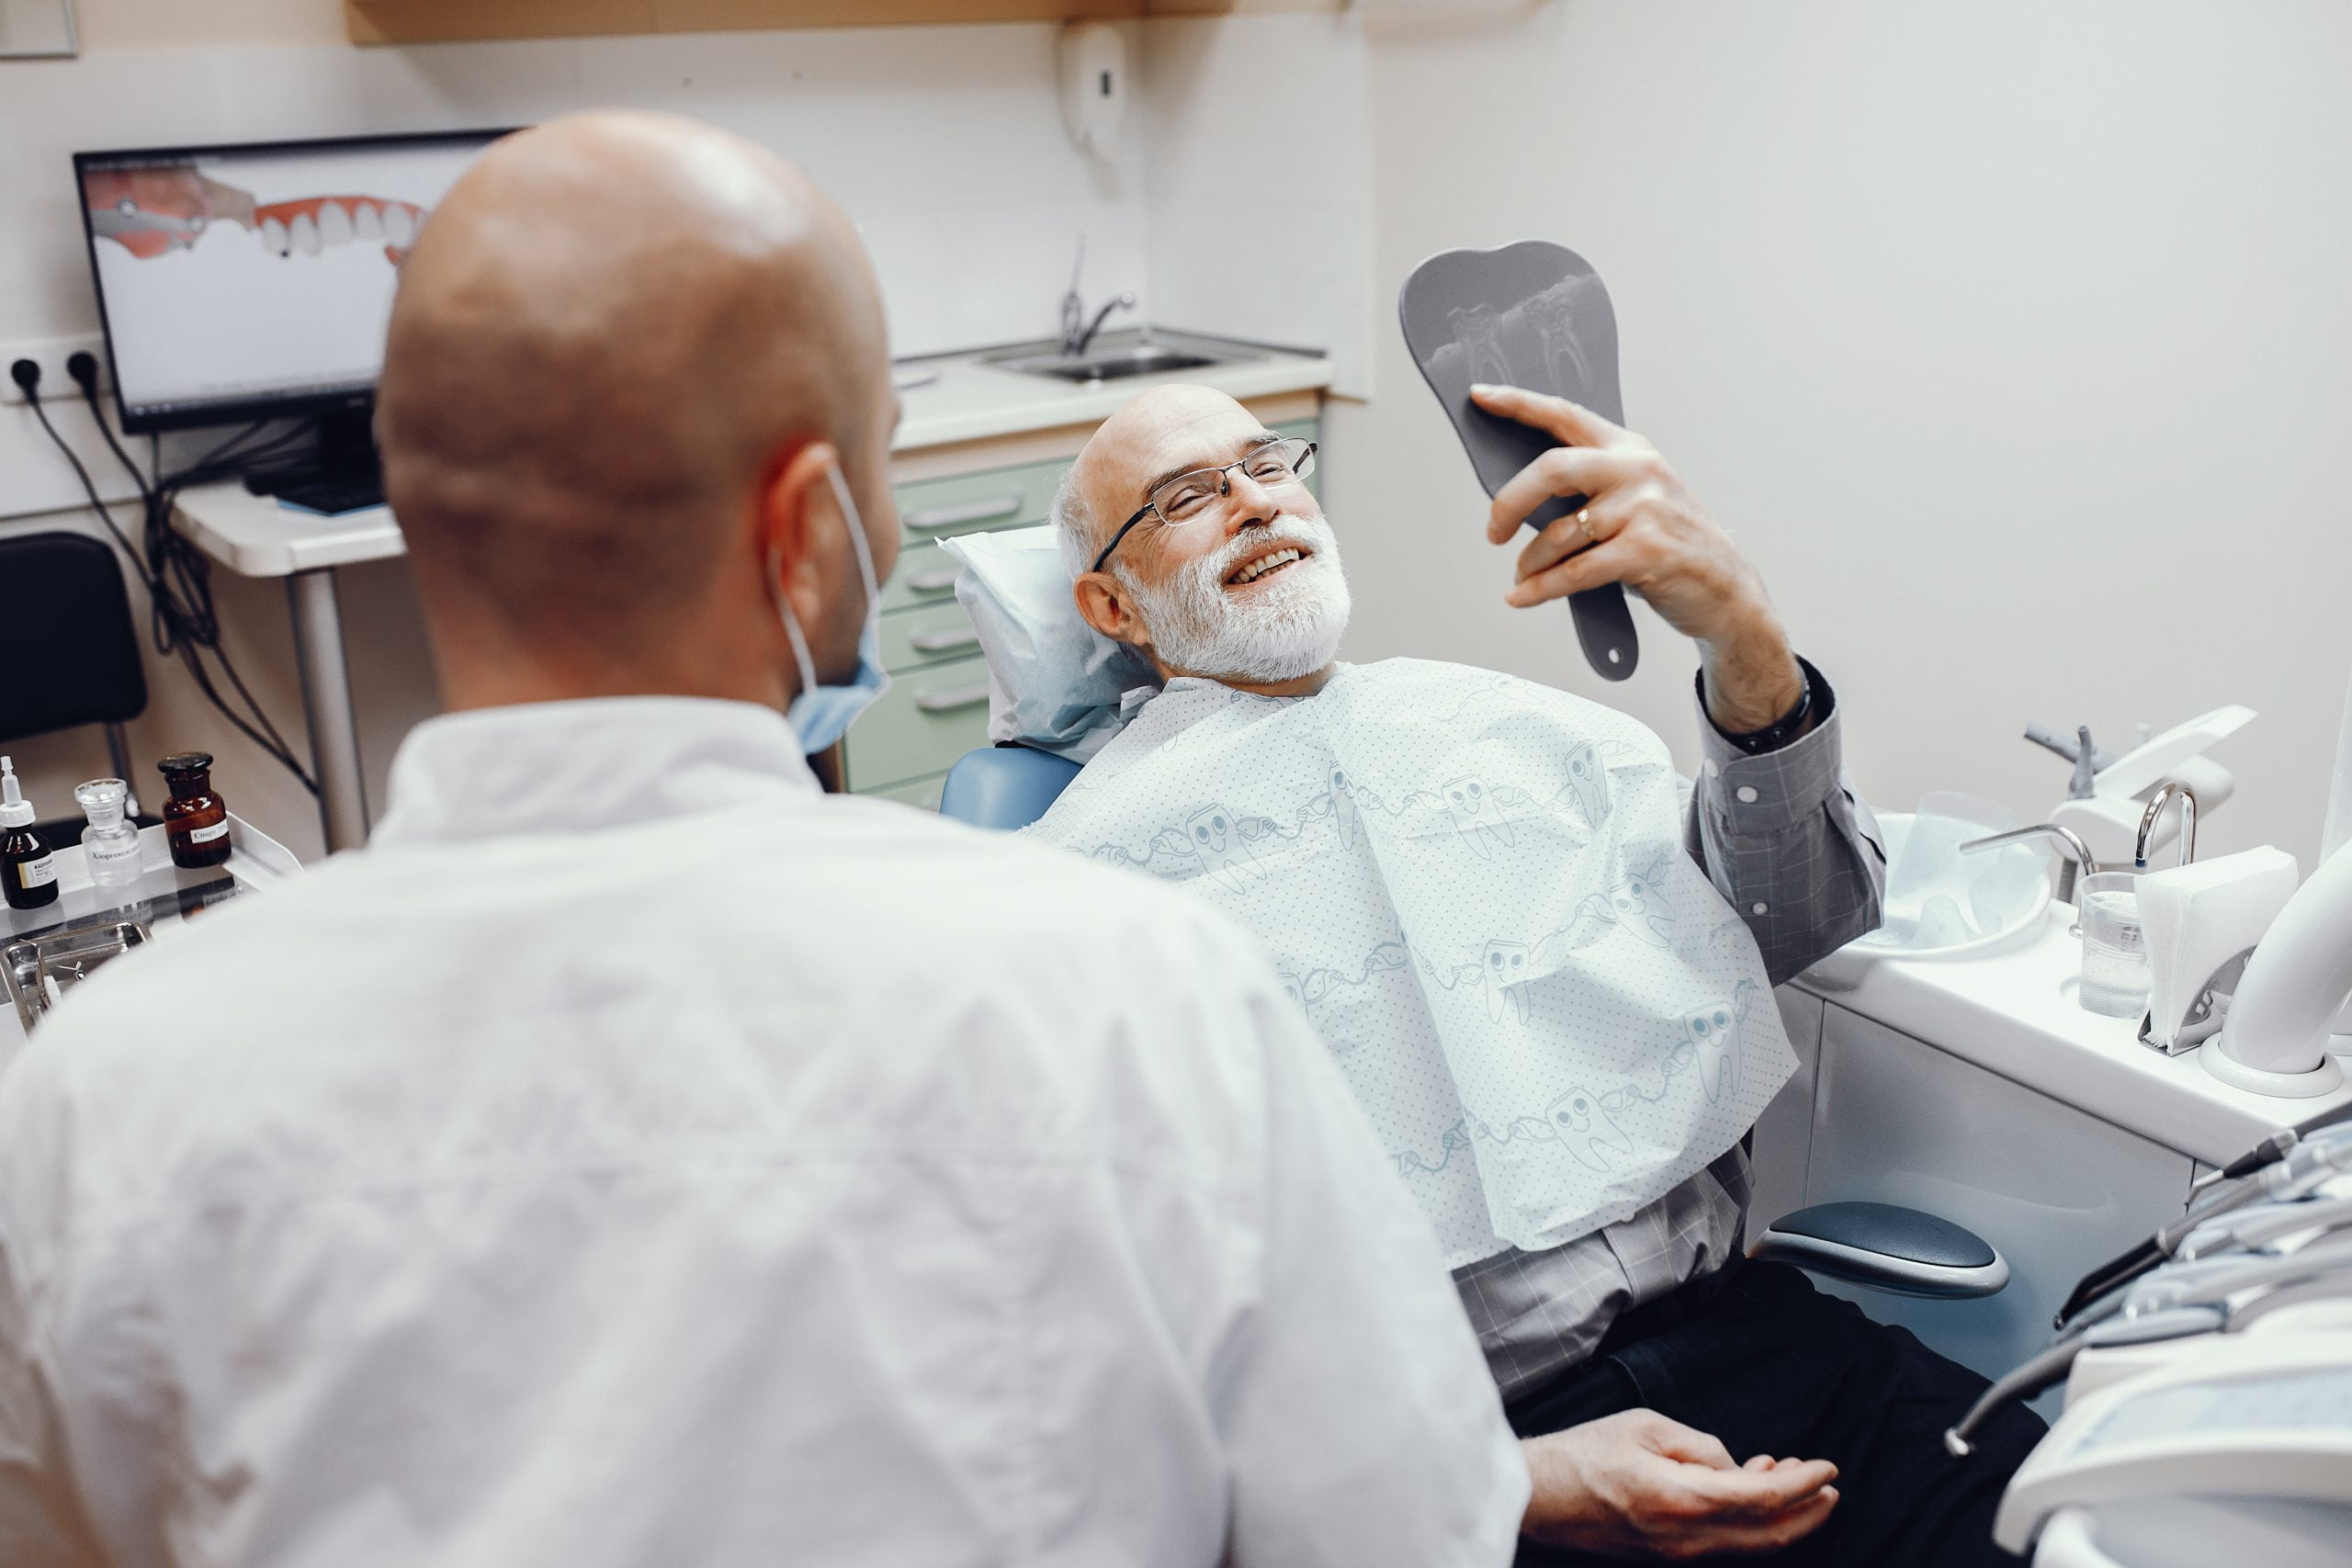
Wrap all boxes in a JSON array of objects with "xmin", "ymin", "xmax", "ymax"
[{"xmin": 76, "ymin": 134, "xmax": 500, "ymax": 423}]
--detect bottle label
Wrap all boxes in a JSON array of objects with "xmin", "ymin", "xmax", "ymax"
[
  {"xmin": 89, "ymin": 839, "xmax": 141, "ymax": 866},
  {"xmin": 17, "ymin": 855, "xmax": 56, "ymax": 890},
  {"xmin": 188, "ymin": 821, "xmax": 230, "ymax": 845}
]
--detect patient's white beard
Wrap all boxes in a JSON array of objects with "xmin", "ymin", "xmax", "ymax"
[{"xmin": 1121, "ymin": 513, "xmax": 1352, "ymax": 683}]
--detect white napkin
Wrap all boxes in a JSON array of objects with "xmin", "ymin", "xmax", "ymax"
[{"xmin": 2138, "ymin": 846, "xmax": 2300, "ymax": 1046}]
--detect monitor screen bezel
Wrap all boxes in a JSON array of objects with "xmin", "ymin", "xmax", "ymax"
[{"xmin": 73, "ymin": 128, "xmax": 518, "ymax": 435}]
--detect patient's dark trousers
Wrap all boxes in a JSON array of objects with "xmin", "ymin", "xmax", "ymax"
[{"xmin": 1506, "ymin": 1258, "xmax": 2048, "ymax": 1567}]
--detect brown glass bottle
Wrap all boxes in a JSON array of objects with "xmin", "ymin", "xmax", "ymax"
[{"xmin": 158, "ymin": 752, "xmax": 232, "ymax": 869}]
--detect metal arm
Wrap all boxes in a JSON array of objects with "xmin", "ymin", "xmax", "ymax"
[
  {"xmin": 1962, "ymin": 823, "xmax": 2098, "ymax": 906},
  {"xmin": 2133, "ymin": 781, "xmax": 2198, "ymax": 870}
]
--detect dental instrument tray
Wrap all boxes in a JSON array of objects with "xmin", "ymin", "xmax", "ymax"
[
  {"xmin": 4, "ymin": 919, "xmax": 151, "ymax": 1033},
  {"xmin": 1399, "ymin": 240, "xmax": 1639, "ymax": 681}
]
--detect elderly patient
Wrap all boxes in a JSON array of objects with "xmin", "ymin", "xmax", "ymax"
[{"xmin": 1023, "ymin": 384, "xmax": 2046, "ymax": 1565}]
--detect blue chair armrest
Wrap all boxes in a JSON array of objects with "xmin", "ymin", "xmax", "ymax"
[
  {"xmin": 1751, "ymin": 1201, "xmax": 2009, "ymax": 1299},
  {"xmin": 938, "ymin": 746, "xmax": 1083, "ymax": 832}
]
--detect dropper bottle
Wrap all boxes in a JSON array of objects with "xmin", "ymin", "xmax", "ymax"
[{"xmin": 1, "ymin": 757, "xmax": 61, "ymax": 911}]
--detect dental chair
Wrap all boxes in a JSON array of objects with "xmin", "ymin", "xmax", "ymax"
[{"xmin": 937, "ymin": 740, "xmax": 2009, "ymax": 1303}]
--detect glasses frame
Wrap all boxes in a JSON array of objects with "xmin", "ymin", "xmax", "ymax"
[{"xmin": 1089, "ymin": 437, "xmax": 1319, "ymax": 575}]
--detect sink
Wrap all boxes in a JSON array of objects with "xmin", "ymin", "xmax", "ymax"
[
  {"xmin": 997, "ymin": 346, "xmax": 1222, "ymax": 382},
  {"xmin": 982, "ymin": 331, "xmax": 1261, "ymax": 385}
]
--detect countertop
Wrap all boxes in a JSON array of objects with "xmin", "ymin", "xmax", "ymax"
[
  {"xmin": 175, "ymin": 332, "xmax": 1332, "ymax": 578},
  {"xmin": 1795, "ymin": 905, "xmax": 2352, "ymax": 1167},
  {"xmin": 891, "ymin": 331, "xmax": 1331, "ymax": 450}
]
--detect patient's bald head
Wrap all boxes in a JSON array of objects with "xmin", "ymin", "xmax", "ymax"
[{"xmin": 379, "ymin": 111, "xmax": 897, "ymax": 712}]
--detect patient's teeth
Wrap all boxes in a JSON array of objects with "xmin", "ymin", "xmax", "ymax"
[
  {"xmin": 384, "ymin": 203, "xmax": 417, "ymax": 248},
  {"xmin": 290, "ymin": 211, "xmax": 322, "ymax": 255},
  {"xmin": 318, "ymin": 201, "xmax": 353, "ymax": 247},
  {"xmin": 353, "ymin": 203, "xmax": 384, "ymax": 242},
  {"xmin": 260, "ymin": 216, "xmax": 288, "ymax": 254}
]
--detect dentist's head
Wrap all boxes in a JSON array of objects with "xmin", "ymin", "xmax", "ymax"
[
  {"xmin": 1058, "ymin": 384, "xmax": 1351, "ymax": 694},
  {"xmin": 377, "ymin": 111, "xmax": 899, "ymax": 729}
]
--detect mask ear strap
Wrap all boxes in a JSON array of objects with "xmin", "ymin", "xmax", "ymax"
[
  {"xmin": 769, "ymin": 544, "xmax": 821, "ymax": 698},
  {"xmin": 826, "ymin": 460, "xmax": 882, "ymax": 610}
]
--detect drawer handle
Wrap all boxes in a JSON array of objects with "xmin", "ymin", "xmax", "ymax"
[
  {"xmin": 909, "ymin": 626, "xmax": 981, "ymax": 656},
  {"xmin": 905, "ymin": 568, "xmax": 960, "ymax": 593},
  {"xmin": 914, "ymin": 682, "xmax": 991, "ymax": 714},
  {"xmin": 904, "ymin": 492, "xmax": 1023, "ymax": 532}
]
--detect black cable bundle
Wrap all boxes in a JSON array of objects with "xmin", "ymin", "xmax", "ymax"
[{"xmin": 11, "ymin": 354, "xmax": 321, "ymax": 795}]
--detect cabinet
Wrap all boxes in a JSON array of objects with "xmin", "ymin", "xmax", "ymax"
[
  {"xmin": 849, "ymin": 402, "xmax": 1320, "ymax": 806},
  {"xmin": 1762, "ymin": 1002, "xmax": 2195, "ymax": 1405}
]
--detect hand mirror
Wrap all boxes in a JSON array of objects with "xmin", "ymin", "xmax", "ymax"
[{"xmin": 1399, "ymin": 240, "xmax": 1638, "ymax": 681}]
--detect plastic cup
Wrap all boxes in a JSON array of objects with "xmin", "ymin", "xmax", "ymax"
[{"xmin": 2078, "ymin": 871, "xmax": 2148, "ymax": 1018}]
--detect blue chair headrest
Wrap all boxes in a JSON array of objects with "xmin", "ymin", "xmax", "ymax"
[{"xmin": 938, "ymin": 746, "xmax": 1082, "ymax": 832}]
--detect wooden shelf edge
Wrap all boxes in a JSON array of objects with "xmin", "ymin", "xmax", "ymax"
[{"xmin": 346, "ymin": 0, "xmax": 1336, "ymax": 47}]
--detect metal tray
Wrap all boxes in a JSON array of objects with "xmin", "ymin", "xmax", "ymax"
[{"xmin": 3, "ymin": 919, "xmax": 151, "ymax": 1034}]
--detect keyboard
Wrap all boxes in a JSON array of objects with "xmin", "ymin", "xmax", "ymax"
[{"xmin": 271, "ymin": 474, "xmax": 387, "ymax": 516}]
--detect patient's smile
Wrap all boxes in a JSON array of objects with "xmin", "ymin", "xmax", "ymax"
[{"xmin": 1227, "ymin": 545, "xmax": 1309, "ymax": 588}]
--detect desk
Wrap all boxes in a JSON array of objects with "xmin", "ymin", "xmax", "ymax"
[{"xmin": 173, "ymin": 483, "xmax": 401, "ymax": 853}]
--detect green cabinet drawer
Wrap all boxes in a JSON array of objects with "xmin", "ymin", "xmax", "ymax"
[
  {"xmin": 891, "ymin": 457, "xmax": 1072, "ymax": 542},
  {"xmin": 879, "ymin": 598, "xmax": 982, "ymax": 672},
  {"xmin": 881, "ymin": 537, "xmax": 965, "ymax": 614},
  {"xmin": 842, "ymin": 653, "xmax": 993, "ymax": 792},
  {"xmin": 865, "ymin": 773, "xmax": 946, "ymax": 810}
]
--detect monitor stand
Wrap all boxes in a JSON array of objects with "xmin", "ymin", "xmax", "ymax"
[{"xmin": 240, "ymin": 409, "xmax": 382, "ymax": 512}]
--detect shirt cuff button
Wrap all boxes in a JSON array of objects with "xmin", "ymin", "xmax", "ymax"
[
  {"xmin": 1751, "ymin": 901, "xmax": 1770, "ymax": 916},
  {"xmin": 1736, "ymin": 785, "xmax": 1759, "ymax": 804}
]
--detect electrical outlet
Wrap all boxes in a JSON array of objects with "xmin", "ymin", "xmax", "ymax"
[{"xmin": 1, "ymin": 333, "xmax": 109, "ymax": 406}]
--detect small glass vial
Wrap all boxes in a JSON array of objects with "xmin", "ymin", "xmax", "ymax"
[
  {"xmin": 157, "ymin": 752, "xmax": 232, "ymax": 870},
  {"xmin": 75, "ymin": 778, "xmax": 144, "ymax": 894},
  {"xmin": 1, "ymin": 755, "xmax": 60, "ymax": 911}
]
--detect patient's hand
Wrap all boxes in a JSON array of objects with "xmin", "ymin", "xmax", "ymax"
[
  {"xmin": 1470, "ymin": 384, "xmax": 1804, "ymax": 734},
  {"xmin": 1520, "ymin": 1409, "xmax": 1839, "ymax": 1559}
]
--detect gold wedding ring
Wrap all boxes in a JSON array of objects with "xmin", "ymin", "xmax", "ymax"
[{"xmin": 1574, "ymin": 508, "xmax": 1595, "ymax": 544}]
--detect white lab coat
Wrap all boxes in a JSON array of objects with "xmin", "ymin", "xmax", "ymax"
[{"xmin": 0, "ymin": 697, "xmax": 1526, "ymax": 1568}]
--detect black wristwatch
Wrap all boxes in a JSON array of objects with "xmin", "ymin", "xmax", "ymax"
[{"xmin": 1700, "ymin": 658, "xmax": 1821, "ymax": 756}]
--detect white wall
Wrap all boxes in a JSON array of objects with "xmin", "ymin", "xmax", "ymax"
[
  {"xmin": 1139, "ymin": 10, "xmax": 1374, "ymax": 394},
  {"xmin": 0, "ymin": 6, "xmax": 1150, "ymax": 855},
  {"xmin": 1323, "ymin": 0, "xmax": 2352, "ymax": 868}
]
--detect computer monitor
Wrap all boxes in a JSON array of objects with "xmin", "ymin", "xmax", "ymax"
[{"xmin": 74, "ymin": 129, "xmax": 514, "ymax": 434}]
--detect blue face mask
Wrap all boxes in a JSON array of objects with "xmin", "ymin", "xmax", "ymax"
[{"xmin": 775, "ymin": 461, "xmax": 890, "ymax": 756}]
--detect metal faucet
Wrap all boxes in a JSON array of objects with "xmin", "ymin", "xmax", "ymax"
[
  {"xmin": 1057, "ymin": 236, "xmax": 1137, "ymax": 357},
  {"xmin": 2135, "ymin": 782, "xmax": 2199, "ymax": 870},
  {"xmin": 1962, "ymin": 823, "xmax": 2099, "ymax": 906}
]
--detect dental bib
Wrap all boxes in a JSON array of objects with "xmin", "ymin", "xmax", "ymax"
[{"xmin": 1026, "ymin": 658, "xmax": 1795, "ymax": 1267}]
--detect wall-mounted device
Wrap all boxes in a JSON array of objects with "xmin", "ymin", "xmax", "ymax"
[
  {"xmin": 1057, "ymin": 21, "xmax": 1130, "ymax": 162},
  {"xmin": 0, "ymin": 0, "xmax": 77, "ymax": 59}
]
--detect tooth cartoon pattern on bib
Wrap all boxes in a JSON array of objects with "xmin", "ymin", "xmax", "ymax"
[{"xmin": 1028, "ymin": 658, "xmax": 1794, "ymax": 1267}]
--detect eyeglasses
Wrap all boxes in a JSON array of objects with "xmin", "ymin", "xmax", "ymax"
[{"xmin": 1090, "ymin": 437, "xmax": 1319, "ymax": 574}]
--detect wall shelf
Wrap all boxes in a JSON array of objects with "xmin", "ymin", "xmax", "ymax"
[{"xmin": 345, "ymin": 0, "xmax": 1336, "ymax": 46}]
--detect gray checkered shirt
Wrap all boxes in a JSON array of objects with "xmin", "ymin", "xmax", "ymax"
[{"xmin": 1458, "ymin": 663, "xmax": 1886, "ymax": 1401}]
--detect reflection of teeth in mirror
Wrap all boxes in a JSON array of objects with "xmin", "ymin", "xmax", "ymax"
[
  {"xmin": 260, "ymin": 216, "xmax": 289, "ymax": 254},
  {"xmin": 384, "ymin": 203, "xmax": 416, "ymax": 248},
  {"xmin": 353, "ymin": 202, "xmax": 384, "ymax": 242},
  {"xmin": 289, "ymin": 210, "xmax": 322, "ymax": 256},
  {"xmin": 317, "ymin": 200, "xmax": 353, "ymax": 247}
]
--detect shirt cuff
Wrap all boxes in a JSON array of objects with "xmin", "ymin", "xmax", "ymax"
[{"xmin": 1691, "ymin": 658, "xmax": 1847, "ymax": 835}]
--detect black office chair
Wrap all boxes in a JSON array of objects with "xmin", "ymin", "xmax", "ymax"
[{"xmin": 0, "ymin": 532, "xmax": 151, "ymax": 844}]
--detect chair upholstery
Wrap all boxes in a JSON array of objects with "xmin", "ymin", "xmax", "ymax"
[
  {"xmin": 938, "ymin": 746, "xmax": 1082, "ymax": 832},
  {"xmin": 0, "ymin": 532, "xmax": 146, "ymax": 742}
]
